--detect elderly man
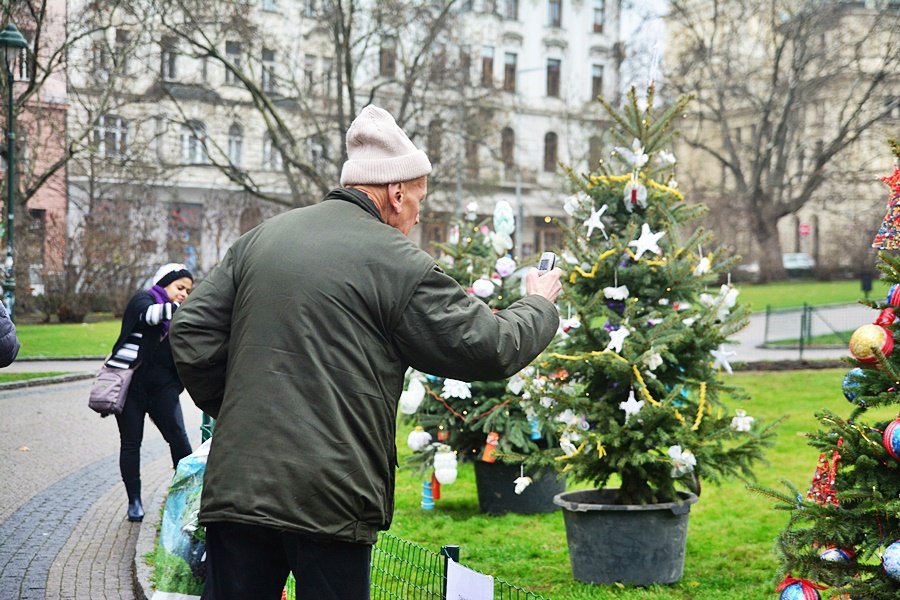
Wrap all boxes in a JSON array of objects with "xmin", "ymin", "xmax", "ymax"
[{"xmin": 171, "ymin": 105, "xmax": 562, "ymax": 600}]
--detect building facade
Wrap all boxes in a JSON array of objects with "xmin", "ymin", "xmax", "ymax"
[{"xmin": 64, "ymin": 0, "xmax": 623, "ymax": 281}]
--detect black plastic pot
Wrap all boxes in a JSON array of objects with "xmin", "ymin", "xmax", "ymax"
[
  {"xmin": 553, "ymin": 488, "xmax": 698, "ymax": 586},
  {"xmin": 473, "ymin": 461, "xmax": 565, "ymax": 515}
]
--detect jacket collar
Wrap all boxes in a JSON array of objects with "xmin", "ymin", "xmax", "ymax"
[{"xmin": 324, "ymin": 187, "xmax": 384, "ymax": 223}]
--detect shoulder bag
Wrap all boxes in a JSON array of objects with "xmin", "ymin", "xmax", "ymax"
[{"xmin": 88, "ymin": 364, "xmax": 137, "ymax": 417}]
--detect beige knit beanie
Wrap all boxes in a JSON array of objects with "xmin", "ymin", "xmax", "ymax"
[{"xmin": 340, "ymin": 105, "xmax": 432, "ymax": 186}]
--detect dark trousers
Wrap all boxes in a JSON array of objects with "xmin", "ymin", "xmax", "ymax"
[
  {"xmin": 115, "ymin": 377, "xmax": 192, "ymax": 496},
  {"xmin": 201, "ymin": 521, "xmax": 372, "ymax": 600}
]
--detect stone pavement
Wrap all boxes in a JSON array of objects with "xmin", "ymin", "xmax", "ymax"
[{"xmin": 0, "ymin": 304, "xmax": 874, "ymax": 599}]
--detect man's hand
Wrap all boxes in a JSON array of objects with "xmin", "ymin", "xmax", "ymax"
[{"xmin": 525, "ymin": 267, "xmax": 563, "ymax": 303}]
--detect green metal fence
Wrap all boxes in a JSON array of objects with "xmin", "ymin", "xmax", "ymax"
[{"xmin": 285, "ymin": 532, "xmax": 549, "ymax": 599}]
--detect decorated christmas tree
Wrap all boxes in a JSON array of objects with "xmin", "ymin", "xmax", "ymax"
[
  {"xmin": 768, "ymin": 140, "xmax": 900, "ymax": 600},
  {"xmin": 400, "ymin": 201, "xmax": 559, "ymax": 500},
  {"xmin": 534, "ymin": 86, "xmax": 775, "ymax": 507}
]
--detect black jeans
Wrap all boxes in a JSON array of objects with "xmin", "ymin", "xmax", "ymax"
[
  {"xmin": 115, "ymin": 377, "xmax": 192, "ymax": 495},
  {"xmin": 201, "ymin": 521, "xmax": 372, "ymax": 600}
]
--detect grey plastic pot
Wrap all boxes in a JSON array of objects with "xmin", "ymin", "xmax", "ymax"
[
  {"xmin": 553, "ymin": 488, "xmax": 699, "ymax": 586},
  {"xmin": 473, "ymin": 461, "xmax": 566, "ymax": 515}
]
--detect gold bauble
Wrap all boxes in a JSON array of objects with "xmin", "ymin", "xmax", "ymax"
[{"xmin": 849, "ymin": 324, "xmax": 888, "ymax": 361}]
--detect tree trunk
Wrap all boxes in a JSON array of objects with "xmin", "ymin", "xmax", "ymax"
[{"xmin": 752, "ymin": 203, "xmax": 787, "ymax": 283}]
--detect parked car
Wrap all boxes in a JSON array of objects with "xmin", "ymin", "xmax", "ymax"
[{"xmin": 782, "ymin": 252, "xmax": 816, "ymax": 277}]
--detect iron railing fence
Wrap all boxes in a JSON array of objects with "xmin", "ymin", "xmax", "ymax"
[{"xmin": 762, "ymin": 303, "xmax": 871, "ymax": 359}]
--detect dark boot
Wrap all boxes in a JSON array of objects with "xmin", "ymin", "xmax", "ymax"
[{"xmin": 125, "ymin": 480, "xmax": 144, "ymax": 522}]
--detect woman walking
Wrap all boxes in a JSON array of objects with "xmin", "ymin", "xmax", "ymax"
[{"xmin": 107, "ymin": 263, "xmax": 194, "ymax": 521}]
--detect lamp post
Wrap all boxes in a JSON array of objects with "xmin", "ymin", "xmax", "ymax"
[{"xmin": 0, "ymin": 23, "xmax": 27, "ymax": 319}]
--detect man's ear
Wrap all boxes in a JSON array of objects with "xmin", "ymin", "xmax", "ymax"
[{"xmin": 388, "ymin": 182, "xmax": 403, "ymax": 213}]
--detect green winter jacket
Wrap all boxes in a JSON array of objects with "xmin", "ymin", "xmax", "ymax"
[{"xmin": 170, "ymin": 188, "xmax": 559, "ymax": 544}]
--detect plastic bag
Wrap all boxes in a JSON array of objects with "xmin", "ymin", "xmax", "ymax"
[{"xmin": 153, "ymin": 438, "xmax": 211, "ymax": 598}]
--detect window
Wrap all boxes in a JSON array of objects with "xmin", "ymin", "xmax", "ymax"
[
  {"xmin": 592, "ymin": 0, "xmax": 605, "ymax": 33},
  {"xmin": 591, "ymin": 64, "xmax": 604, "ymax": 99},
  {"xmin": 14, "ymin": 30, "xmax": 34, "ymax": 81},
  {"xmin": 262, "ymin": 0, "xmax": 278, "ymax": 10},
  {"xmin": 322, "ymin": 57, "xmax": 334, "ymax": 99},
  {"xmin": 548, "ymin": 0, "xmax": 562, "ymax": 27},
  {"xmin": 430, "ymin": 43, "xmax": 447, "ymax": 83},
  {"xmin": 304, "ymin": 54, "xmax": 316, "ymax": 92},
  {"xmin": 240, "ymin": 206, "xmax": 263, "ymax": 235},
  {"xmin": 459, "ymin": 46, "xmax": 471, "ymax": 86},
  {"xmin": 503, "ymin": 52, "xmax": 517, "ymax": 92},
  {"xmin": 168, "ymin": 203, "xmax": 203, "ymax": 271},
  {"xmin": 589, "ymin": 135, "xmax": 602, "ymax": 169},
  {"xmin": 309, "ymin": 134, "xmax": 327, "ymax": 168},
  {"xmin": 546, "ymin": 58, "xmax": 560, "ymax": 97},
  {"xmin": 380, "ymin": 38, "xmax": 396, "ymax": 78},
  {"xmin": 481, "ymin": 45, "xmax": 494, "ymax": 87},
  {"xmin": 161, "ymin": 36, "xmax": 178, "ymax": 81},
  {"xmin": 543, "ymin": 132, "xmax": 558, "ymax": 172},
  {"xmin": 93, "ymin": 114, "xmax": 128, "ymax": 159},
  {"xmin": 262, "ymin": 132, "xmax": 283, "ymax": 171},
  {"xmin": 262, "ymin": 48, "xmax": 277, "ymax": 93},
  {"xmin": 466, "ymin": 138, "xmax": 479, "ymax": 179},
  {"xmin": 303, "ymin": 0, "xmax": 316, "ymax": 17},
  {"xmin": 422, "ymin": 220, "xmax": 446, "ymax": 257},
  {"xmin": 180, "ymin": 120, "xmax": 207, "ymax": 164},
  {"xmin": 225, "ymin": 41, "xmax": 241, "ymax": 85},
  {"xmin": 503, "ymin": 0, "xmax": 518, "ymax": 19},
  {"xmin": 115, "ymin": 29, "xmax": 130, "ymax": 75},
  {"xmin": 228, "ymin": 123, "xmax": 243, "ymax": 167},
  {"xmin": 536, "ymin": 217, "xmax": 563, "ymax": 253},
  {"xmin": 92, "ymin": 37, "xmax": 110, "ymax": 82},
  {"xmin": 501, "ymin": 127, "xmax": 515, "ymax": 170},
  {"xmin": 428, "ymin": 120, "xmax": 443, "ymax": 164}
]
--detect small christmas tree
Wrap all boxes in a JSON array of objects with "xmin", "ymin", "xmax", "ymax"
[
  {"xmin": 767, "ymin": 141, "xmax": 900, "ymax": 600},
  {"xmin": 401, "ymin": 201, "xmax": 558, "ymax": 486},
  {"xmin": 534, "ymin": 86, "xmax": 774, "ymax": 506}
]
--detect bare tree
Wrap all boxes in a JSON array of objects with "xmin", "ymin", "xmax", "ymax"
[
  {"xmin": 666, "ymin": 0, "xmax": 899, "ymax": 281},
  {"xmin": 132, "ymin": 0, "xmax": 477, "ymax": 208}
]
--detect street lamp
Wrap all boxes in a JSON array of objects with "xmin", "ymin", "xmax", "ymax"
[{"xmin": 0, "ymin": 23, "xmax": 27, "ymax": 319}]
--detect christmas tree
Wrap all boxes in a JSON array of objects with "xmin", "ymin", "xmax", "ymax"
[
  {"xmin": 401, "ymin": 201, "xmax": 558, "ymax": 485},
  {"xmin": 768, "ymin": 140, "xmax": 900, "ymax": 600},
  {"xmin": 534, "ymin": 86, "xmax": 775, "ymax": 506}
]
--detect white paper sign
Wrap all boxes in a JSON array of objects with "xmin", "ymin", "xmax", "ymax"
[{"xmin": 446, "ymin": 558, "xmax": 494, "ymax": 600}]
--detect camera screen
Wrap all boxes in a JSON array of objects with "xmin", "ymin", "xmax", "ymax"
[{"xmin": 539, "ymin": 258, "xmax": 552, "ymax": 271}]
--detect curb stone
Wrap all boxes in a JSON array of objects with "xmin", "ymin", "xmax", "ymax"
[
  {"xmin": 0, "ymin": 372, "xmax": 95, "ymax": 390},
  {"xmin": 134, "ymin": 463, "xmax": 177, "ymax": 600}
]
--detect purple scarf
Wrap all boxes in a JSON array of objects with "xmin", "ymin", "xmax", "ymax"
[{"xmin": 148, "ymin": 285, "xmax": 173, "ymax": 335}]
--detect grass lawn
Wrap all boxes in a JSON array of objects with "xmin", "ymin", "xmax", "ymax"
[
  {"xmin": 736, "ymin": 279, "xmax": 890, "ymax": 312},
  {"xmin": 15, "ymin": 320, "xmax": 119, "ymax": 358},
  {"xmin": 0, "ymin": 372, "xmax": 69, "ymax": 383},
  {"xmin": 387, "ymin": 368, "xmax": 893, "ymax": 599}
]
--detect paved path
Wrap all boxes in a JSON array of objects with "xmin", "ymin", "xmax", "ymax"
[{"xmin": 0, "ymin": 380, "xmax": 202, "ymax": 599}]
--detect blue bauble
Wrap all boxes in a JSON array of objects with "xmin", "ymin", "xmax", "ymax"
[
  {"xmin": 883, "ymin": 540, "xmax": 900, "ymax": 582},
  {"xmin": 819, "ymin": 547, "xmax": 854, "ymax": 562},
  {"xmin": 779, "ymin": 582, "xmax": 821, "ymax": 600},
  {"xmin": 779, "ymin": 581, "xmax": 820, "ymax": 600},
  {"xmin": 842, "ymin": 368, "xmax": 864, "ymax": 402}
]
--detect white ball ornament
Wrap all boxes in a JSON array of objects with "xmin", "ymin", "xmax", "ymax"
[
  {"xmin": 407, "ymin": 427, "xmax": 432, "ymax": 452},
  {"xmin": 433, "ymin": 449, "xmax": 458, "ymax": 484},
  {"xmin": 883, "ymin": 540, "xmax": 900, "ymax": 582}
]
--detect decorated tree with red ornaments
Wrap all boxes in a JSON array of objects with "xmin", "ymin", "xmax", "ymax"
[{"xmin": 768, "ymin": 140, "xmax": 900, "ymax": 600}]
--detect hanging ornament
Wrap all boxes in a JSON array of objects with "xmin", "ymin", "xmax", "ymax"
[
  {"xmin": 583, "ymin": 205, "xmax": 609, "ymax": 239},
  {"xmin": 492, "ymin": 200, "xmax": 516, "ymax": 236},
  {"xmin": 481, "ymin": 431, "xmax": 500, "ymax": 463},
  {"xmin": 775, "ymin": 576, "xmax": 825, "ymax": 600},
  {"xmin": 433, "ymin": 449, "xmax": 458, "ymax": 485},
  {"xmin": 606, "ymin": 326, "xmax": 630, "ymax": 353},
  {"xmin": 730, "ymin": 409, "xmax": 755, "ymax": 432},
  {"xmin": 619, "ymin": 390, "xmax": 644, "ymax": 422},
  {"xmin": 883, "ymin": 540, "xmax": 900, "ymax": 582},
  {"xmin": 841, "ymin": 368, "xmax": 866, "ymax": 404},
  {"xmin": 872, "ymin": 165, "xmax": 900, "ymax": 250},
  {"xmin": 513, "ymin": 465, "xmax": 533, "ymax": 495},
  {"xmin": 667, "ymin": 445, "xmax": 697, "ymax": 477},
  {"xmin": 887, "ymin": 283, "xmax": 900, "ymax": 307},
  {"xmin": 471, "ymin": 277, "xmax": 494, "ymax": 298},
  {"xmin": 563, "ymin": 191, "xmax": 588, "ymax": 216},
  {"xmin": 528, "ymin": 416, "xmax": 542, "ymax": 440},
  {"xmin": 442, "ymin": 379, "xmax": 472, "ymax": 400},
  {"xmin": 623, "ymin": 177, "xmax": 648, "ymax": 213},
  {"xmin": 399, "ymin": 378, "xmax": 426, "ymax": 415},
  {"xmin": 613, "ymin": 139, "xmax": 649, "ymax": 169},
  {"xmin": 628, "ymin": 223, "xmax": 665, "ymax": 260},
  {"xmin": 407, "ymin": 427, "xmax": 432, "ymax": 452},
  {"xmin": 710, "ymin": 345, "xmax": 737, "ymax": 374},
  {"xmin": 464, "ymin": 201, "xmax": 479, "ymax": 221},
  {"xmin": 818, "ymin": 547, "xmax": 855, "ymax": 563},
  {"xmin": 883, "ymin": 417, "xmax": 900, "ymax": 460},
  {"xmin": 604, "ymin": 271, "xmax": 629, "ymax": 300},
  {"xmin": 806, "ymin": 439, "xmax": 842, "ymax": 506},
  {"xmin": 495, "ymin": 256, "xmax": 517, "ymax": 277},
  {"xmin": 876, "ymin": 307, "xmax": 897, "ymax": 327},
  {"xmin": 436, "ymin": 426, "xmax": 449, "ymax": 442},
  {"xmin": 849, "ymin": 323, "xmax": 894, "ymax": 364},
  {"xmin": 692, "ymin": 255, "xmax": 711, "ymax": 276},
  {"xmin": 421, "ymin": 480, "xmax": 435, "ymax": 510}
]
